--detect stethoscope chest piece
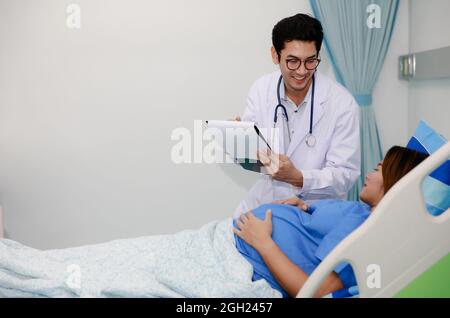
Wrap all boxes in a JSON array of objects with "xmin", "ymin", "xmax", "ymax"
[{"xmin": 305, "ymin": 133, "xmax": 316, "ymax": 147}]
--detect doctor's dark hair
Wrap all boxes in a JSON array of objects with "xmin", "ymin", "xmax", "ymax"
[
  {"xmin": 272, "ymin": 13, "xmax": 323, "ymax": 59},
  {"xmin": 382, "ymin": 146, "xmax": 429, "ymax": 193}
]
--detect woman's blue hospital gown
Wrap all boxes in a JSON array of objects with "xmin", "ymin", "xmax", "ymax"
[{"xmin": 234, "ymin": 199, "xmax": 371, "ymax": 297}]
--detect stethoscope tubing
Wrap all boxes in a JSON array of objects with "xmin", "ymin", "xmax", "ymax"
[{"xmin": 273, "ymin": 73, "xmax": 316, "ymax": 146}]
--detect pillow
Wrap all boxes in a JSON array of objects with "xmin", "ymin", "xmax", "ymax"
[{"xmin": 406, "ymin": 120, "xmax": 450, "ymax": 216}]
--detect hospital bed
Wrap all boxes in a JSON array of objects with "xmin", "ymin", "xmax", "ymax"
[
  {"xmin": 0, "ymin": 145, "xmax": 448, "ymax": 298},
  {"xmin": 297, "ymin": 142, "xmax": 450, "ymax": 298}
]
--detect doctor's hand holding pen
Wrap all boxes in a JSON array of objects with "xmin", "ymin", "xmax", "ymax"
[
  {"xmin": 257, "ymin": 149, "xmax": 304, "ymax": 189},
  {"xmin": 273, "ymin": 196, "xmax": 309, "ymax": 212}
]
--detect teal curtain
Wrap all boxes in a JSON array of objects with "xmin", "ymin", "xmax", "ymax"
[{"xmin": 310, "ymin": 0, "xmax": 399, "ymax": 200}]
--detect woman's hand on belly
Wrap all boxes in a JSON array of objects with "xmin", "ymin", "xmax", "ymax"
[{"xmin": 233, "ymin": 210, "xmax": 274, "ymax": 251}]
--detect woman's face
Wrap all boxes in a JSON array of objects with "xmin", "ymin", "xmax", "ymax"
[{"xmin": 359, "ymin": 163, "xmax": 385, "ymax": 207}]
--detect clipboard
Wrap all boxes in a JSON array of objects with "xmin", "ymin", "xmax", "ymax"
[{"xmin": 205, "ymin": 120, "xmax": 271, "ymax": 174}]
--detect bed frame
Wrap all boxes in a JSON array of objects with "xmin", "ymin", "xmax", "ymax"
[{"xmin": 297, "ymin": 142, "xmax": 450, "ymax": 298}]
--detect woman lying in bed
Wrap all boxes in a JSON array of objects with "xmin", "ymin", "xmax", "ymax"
[
  {"xmin": 0, "ymin": 146, "xmax": 427, "ymax": 298},
  {"xmin": 233, "ymin": 145, "xmax": 428, "ymax": 298}
]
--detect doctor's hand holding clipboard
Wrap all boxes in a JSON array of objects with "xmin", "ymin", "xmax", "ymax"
[
  {"xmin": 227, "ymin": 117, "xmax": 305, "ymax": 187},
  {"xmin": 256, "ymin": 149, "xmax": 304, "ymax": 188}
]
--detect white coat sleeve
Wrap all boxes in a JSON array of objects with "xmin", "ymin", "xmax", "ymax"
[{"xmin": 298, "ymin": 100, "xmax": 361, "ymax": 199}]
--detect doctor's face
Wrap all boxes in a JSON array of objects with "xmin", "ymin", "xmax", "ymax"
[
  {"xmin": 359, "ymin": 163, "xmax": 385, "ymax": 208},
  {"xmin": 271, "ymin": 40, "xmax": 319, "ymax": 94}
]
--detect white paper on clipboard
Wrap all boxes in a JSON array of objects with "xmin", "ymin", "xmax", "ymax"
[{"xmin": 205, "ymin": 120, "xmax": 272, "ymax": 173}]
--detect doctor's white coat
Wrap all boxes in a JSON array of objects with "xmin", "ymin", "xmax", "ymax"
[{"xmin": 234, "ymin": 70, "xmax": 360, "ymax": 216}]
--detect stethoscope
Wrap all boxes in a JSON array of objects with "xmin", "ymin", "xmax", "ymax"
[{"xmin": 273, "ymin": 73, "xmax": 316, "ymax": 148}]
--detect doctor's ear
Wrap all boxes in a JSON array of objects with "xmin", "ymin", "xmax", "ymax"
[{"xmin": 271, "ymin": 47, "xmax": 280, "ymax": 65}]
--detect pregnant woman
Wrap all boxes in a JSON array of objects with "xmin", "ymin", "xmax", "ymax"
[
  {"xmin": 234, "ymin": 145, "xmax": 428, "ymax": 297},
  {"xmin": 0, "ymin": 146, "xmax": 427, "ymax": 298}
]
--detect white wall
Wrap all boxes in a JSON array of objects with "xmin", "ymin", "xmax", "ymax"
[
  {"xmin": 408, "ymin": 0, "xmax": 450, "ymax": 139},
  {"xmin": 0, "ymin": 0, "xmax": 321, "ymax": 249},
  {"xmin": 0, "ymin": 0, "xmax": 415, "ymax": 249}
]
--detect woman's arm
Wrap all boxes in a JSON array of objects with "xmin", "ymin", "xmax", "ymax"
[
  {"xmin": 258, "ymin": 239, "xmax": 344, "ymax": 297},
  {"xmin": 234, "ymin": 210, "xmax": 344, "ymax": 298}
]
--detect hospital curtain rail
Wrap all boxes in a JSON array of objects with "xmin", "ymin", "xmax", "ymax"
[{"xmin": 310, "ymin": 0, "xmax": 400, "ymax": 200}]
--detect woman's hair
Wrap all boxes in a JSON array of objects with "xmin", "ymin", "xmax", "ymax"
[{"xmin": 382, "ymin": 146, "xmax": 429, "ymax": 193}]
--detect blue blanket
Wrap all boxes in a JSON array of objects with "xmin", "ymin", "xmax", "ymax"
[{"xmin": 0, "ymin": 219, "xmax": 281, "ymax": 298}]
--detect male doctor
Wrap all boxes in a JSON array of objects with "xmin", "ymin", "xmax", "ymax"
[{"xmin": 234, "ymin": 13, "xmax": 360, "ymax": 216}]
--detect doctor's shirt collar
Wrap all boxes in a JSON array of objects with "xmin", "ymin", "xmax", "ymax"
[{"xmin": 279, "ymin": 75, "xmax": 313, "ymax": 108}]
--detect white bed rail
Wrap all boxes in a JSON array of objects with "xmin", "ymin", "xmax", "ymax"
[{"xmin": 297, "ymin": 142, "xmax": 450, "ymax": 298}]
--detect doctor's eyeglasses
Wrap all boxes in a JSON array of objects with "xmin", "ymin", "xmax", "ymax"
[{"xmin": 286, "ymin": 57, "xmax": 321, "ymax": 71}]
